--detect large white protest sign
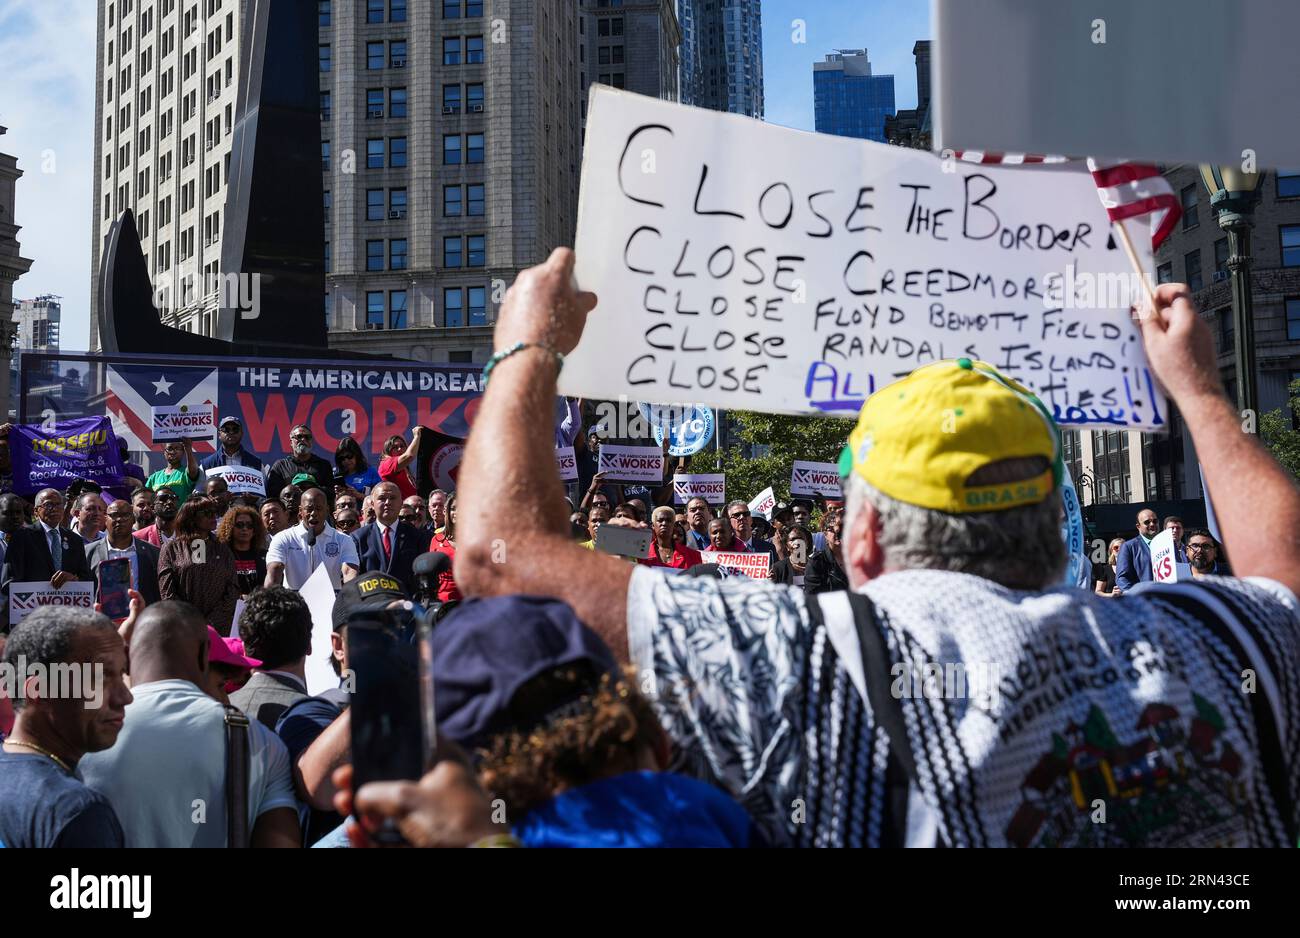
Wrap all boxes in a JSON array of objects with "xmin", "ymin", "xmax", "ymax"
[
  {"xmin": 598, "ymin": 444, "xmax": 664, "ymax": 483},
  {"xmin": 151, "ymin": 403, "xmax": 216, "ymax": 442},
  {"xmin": 934, "ymin": 0, "xmax": 1300, "ymax": 168},
  {"xmin": 791, "ymin": 461, "xmax": 842, "ymax": 498},
  {"xmin": 748, "ymin": 486, "xmax": 777, "ymax": 520},
  {"xmin": 8, "ymin": 581, "xmax": 96, "ymax": 626},
  {"xmin": 208, "ymin": 465, "xmax": 266, "ymax": 496},
  {"xmin": 673, "ymin": 473, "xmax": 725, "ymax": 504},
  {"xmin": 1149, "ymin": 529, "xmax": 1179, "ymax": 583},
  {"xmin": 299, "ymin": 563, "xmax": 340, "ymax": 696},
  {"xmin": 555, "ymin": 445, "xmax": 578, "ymax": 482},
  {"xmin": 564, "ymin": 87, "xmax": 1167, "ymax": 430}
]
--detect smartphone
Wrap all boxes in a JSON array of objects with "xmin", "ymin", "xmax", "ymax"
[
  {"xmin": 346, "ymin": 610, "xmax": 435, "ymax": 841},
  {"xmin": 97, "ymin": 559, "xmax": 132, "ymax": 620},
  {"xmin": 594, "ymin": 523, "xmax": 652, "ymax": 559}
]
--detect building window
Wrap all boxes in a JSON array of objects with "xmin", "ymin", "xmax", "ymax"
[
  {"xmin": 467, "ymin": 234, "xmax": 485, "ymax": 267},
  {"xmin": 444, "ymin": 287, "xmax": 463, "ymax": 326},
  {"xmin": 390, "ymin": 87, "xmax": 407, "ymax": 118},
  {"xmin": 444, "ymin": 236, "xmax": 463, "ymax": 267},
  {"xmin": 390, "ymin": 290, "xmax": 408, "ymax": 328},
  {"xmin": 390, "ymin": 0, "xmax": 407, "ymax": 22},
  {"xmin": 367, "ymin": 41, "xmax": 385, "ymax": 69},
  {"xmin": 443, "ymin": 134, "xmax": 461, "ymax": 165},
  {"xmin": 320, "ymin": 90, "xmax": 332, "ymax": 121},
  {"xmin": 324, "ymin": 190, "xmax": 331, "ymax": 222},
  {"xmin": 443, "ymin": 0, "xmax": 460, "ymax": 18},
  {"xmin": 443, "ymin": 185, "xmax": 462, "ymax": 216},
  {"xmin": 319, "ymin": 44, "xmax": 331, "ymax": 72},
  {"xmin": 366, "ymin": 0, "xmax": 384, "ymax": 23},
  {"xmin": 449, "ymin": 350, "xmax": 473, "ymax": 364},
  {"xmin": 390, "ymin": 136, "xmax": 407, "ymax": 167},
  {"xmin": 321, "ymin": 141, "xmax": 331, "ymax": 171},
  {"xmin": 466, "ymin": 0, "xmax": 482, "ymax": 15},
  {"xmin": 1283, "ymin": 225, "xmax": 1300, "ymax": 267},
  {"xmin": 366, "ymin": 240, "xmax": 385, "ymax": 271},
  {"xmin": 1180, "ymin": 184, "xmax": 1198, "ymax": 230},
  {"xmin": 367, "ymin": 138, "xmax": 384, "ymax": 168},
  {"xmin": 1155, "ymin": 261, "xmax": 1172, "ymax": 285},
  {"xmin": 389, "ymin": 188, "xmax": 407, "ymax": 218},
  {"xmin": 367, "ymin": 291, "xmax": 385, "ymax": 327},
  {"xmin": 443, "ymin": 84, "xmax": 461, "ymax": 114},
  {"xmin": 324, "ymin": 241, "xmax": 331, "ymax": 273},
  {"xmin": 466, "ymin": 83, "xmax": 483, "ymax": 112},
  {"xmin": 390, "ymin": 40, "xmax": 406, "ymax": 68},
  {"xmin": 1185, "ymin": 249, "xmax": 1202, "ymax": 291},
  {"xmin": 318, "ymin": 0, "xmax": 330, "ymax": 27},
  {"xmin": 468, "ymin": 286, "xmax": 486, "ymax": 324},
  {"xmin": 599, "ymin": 47, "xmax": 610, "ymax": 66},
  {"xmin": 1214, "ymin": 237, "xmax": 1229, "ymax": 276},
  {"xmin": 1278, "ymin": 169, "xmax": 1300, "ymax": 199},
  {"xmin": 466, "ymin": 36, "xmax": 484, "ymax": 64},
  {"xmin": 467, "ymin": 183, "xmax": 484, "ymax": 216},
  {"xmin": 366, "ymin": 88, "xmax": 384, "ymax": 118},
  {"xmin": 367, "ymin": 189, "xmax": 385, "ymax": 221},
  {"xmin": 467, "ymin": 133, "xmax": 484, "ymax": 163},
  {"xmin": 443, "ymin": 37, "xmax": 460, "ymax": 65},
  {"xmin": 390, "ymin": 239, "xmax": 408, "ymax": 270},
  {"xmin": 1287, "ymin": 298, "xmax": 1300, "ymax": 341},
  {"xmin": 1217, "ymin": 306, "xmax": 1234, "ymax": 353}
]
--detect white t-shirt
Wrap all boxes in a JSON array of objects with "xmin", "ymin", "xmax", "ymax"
[
  {"xmin": 79, "ymin": 679, "xmax": 297, "ymax": 848},
  {"xmin": 266, "ymin": 522, "xmax": 359, "ymax": 590}
]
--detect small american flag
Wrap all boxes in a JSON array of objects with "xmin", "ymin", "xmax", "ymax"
[{"xmin": 951, "ymin": 151, "xmax": 1182, "ymax": 251}]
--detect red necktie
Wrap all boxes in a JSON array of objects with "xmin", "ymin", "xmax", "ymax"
[{"xmin": 382, "ymin": 526, "xmax": 392, "ymax": 563}]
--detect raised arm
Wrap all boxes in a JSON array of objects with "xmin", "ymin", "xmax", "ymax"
[
  {"xmin": 1139, "ymin": 284, "xmax": 1300, "ymax": 596},
  {"xmin": 454, "ymin": 249, "xmax": 636, "ymax": 659}
]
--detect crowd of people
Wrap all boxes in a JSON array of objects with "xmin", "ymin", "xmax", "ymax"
[{"xmin": 0, "ymin": 249, "xmax": 1297, "ymax": 850}]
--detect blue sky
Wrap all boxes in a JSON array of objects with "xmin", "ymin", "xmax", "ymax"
[{"xmin": 0, "ymin": 0, "xmax": 930, "ymax": 351}]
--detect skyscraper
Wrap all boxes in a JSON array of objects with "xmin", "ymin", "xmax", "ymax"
[
  {"xmin": 582, "ymin": 0, "xmax": 681, "ymax": 104},
  {"xmin": 813, "ymin": 49, "xmax": 895, "ymax": 142},
  {"xmin": 677, "ymin": 0, "xmax": 763, "ymax": 117},
  {"xmin": 90, "ymin": 0, "xmax": 583, "ymax": 364},
  {"xmin": 14, "ymin": 296, "xmax": 62, "ymax": 352}
]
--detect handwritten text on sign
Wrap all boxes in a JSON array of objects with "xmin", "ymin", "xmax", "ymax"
[
  {"xmin": 152, "ymin": 403, "xmax": 216, "ymax": 442},
  {"xmin": 564, "ymin": 87, "xmax": 1165, "ymax": 430},
  {"xmin": 598, "ymin": 444, "xmax": 665, "ymax": 483},
  {"xmin": 673, "ymin": 473, "xmax": 726, "ymax": 504}
]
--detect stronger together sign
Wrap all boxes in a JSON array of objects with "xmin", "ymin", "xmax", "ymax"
[{"xmin": 564, "ymin": 88, "xmax": 1167, "ymax": 430}]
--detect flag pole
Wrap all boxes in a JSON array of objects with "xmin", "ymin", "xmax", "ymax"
[{"xmin": 1112, "ymin": 219, "xmax": 1159, "ymax": 309}]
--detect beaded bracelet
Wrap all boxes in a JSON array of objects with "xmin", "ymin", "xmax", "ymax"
[{"xmin": 482, "ymin": 341, "xmax": 564, "ymax": 388}]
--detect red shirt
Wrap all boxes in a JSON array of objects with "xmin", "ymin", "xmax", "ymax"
[
  {"xmin": 379, "ymin": 454, "xmax": 418, "ymax": 499},
  {"xmin": 640, "ymin": 541, "xmax": 704, "ymax": 571},
  {"xmin": 429, "ymin": 532, "xmax": 462, "ymax": 603},
  {"xmin": 704, "ymin": 535, "xmax": 749, "ymax": 554}
]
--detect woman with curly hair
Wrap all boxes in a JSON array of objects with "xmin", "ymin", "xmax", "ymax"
[
  {"xmin": 158, "ymin": 495, "xmax": 240, "ymax": 631},
  {"xmin": 217, "ymin": 504, "xmax": 268, "ymax": 598},
  {"xmin": 335, "ymin": 436, "xmax": 381, "ymax": 494}
]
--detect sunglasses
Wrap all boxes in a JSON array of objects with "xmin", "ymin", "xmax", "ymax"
[
  {"xmin": 233, "ymin": 521, "xmax": 255, "ymax": 530},
  {"xmin": 1187, "ymin": 543, "xmax": 1215, "ymax": 551},
  {"xmin": 729, "ymin": 511, "xmax": 750, "ymax": 519},
  {"xmin": 336, "ymin": 518, "xmax": 359, "ymax": 528}
]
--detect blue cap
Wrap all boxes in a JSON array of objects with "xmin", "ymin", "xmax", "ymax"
[{"xmin": 432, "ymin": 596, "xmax": 619, "ymax": 751}]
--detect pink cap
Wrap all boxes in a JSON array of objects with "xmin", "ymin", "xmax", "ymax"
[{"xmin": 206, "ymin": 625, "xmax": 262, "ymax": 670}]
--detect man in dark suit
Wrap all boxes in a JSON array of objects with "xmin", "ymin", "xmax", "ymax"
[
  {"xmin": 724, "ymin": 500, "xmax": 778, "ymax": 559},
  {"xmin": 87, "ymin": 498, "xmax": 163, "ymax": 605},
  {"xmin": 1, "ymin": 488, "xmax": 92, "ymax": 597},
  {"xmin": 1115, "ymin": 508, "xmax": 1159, "ymax": 592},
  {"xmin": 352, "ymin": 481, "xmax": 426, "ymax": 594}
]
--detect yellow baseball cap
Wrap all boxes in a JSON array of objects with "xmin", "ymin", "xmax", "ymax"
[{"xmin": 838, "ymin": 358, "xmax": 1062, "ymax": 514}]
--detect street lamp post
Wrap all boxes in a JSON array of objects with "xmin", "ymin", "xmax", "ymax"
[{"xmin": 1199, "ymin": 164, "xmax": 1263, "ymax": 420}]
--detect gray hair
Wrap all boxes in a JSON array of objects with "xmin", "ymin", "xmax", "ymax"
[
  {"xmin": 843, "ymin": 471, "xmax": 1066, "ymax": 591},
  {"xmin": 2, "ymin": 608, "xmax": 118, "ymax": 711}
]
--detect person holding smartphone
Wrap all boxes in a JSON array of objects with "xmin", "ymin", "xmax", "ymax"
[{"xmin": 88, "ymin": 499, "xmax": 162, "ymax": 606}]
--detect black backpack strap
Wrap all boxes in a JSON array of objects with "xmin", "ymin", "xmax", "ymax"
[{"xmin": 223, "ymin": 705, "xmax": 251, "ymax": 848}]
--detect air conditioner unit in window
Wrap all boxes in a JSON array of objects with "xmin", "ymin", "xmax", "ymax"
[
  {"xmin": 443, "ymin": 106, "xmax": 458, "ymax": 114},
  {"xmin": 392, "ymin": 58, "xmax": 406, "ymax": 68},
  {"xmin": 365, "ymin": 323, "xmax": 382, "ymax": 330},
  {"xmin": 389, "ymin": 209, "xmax": 407, "ymax": 219},
  {"xmin": 469, "ymin": 104, "xmax": 484, "ymax": 113},
  {"xmin": 1213, "ymin": 270, "xmax": 1229, "ymax": 283},
  {"xmin": 368, "ymin": 108, "xmax": 384, "ymax": 118}
]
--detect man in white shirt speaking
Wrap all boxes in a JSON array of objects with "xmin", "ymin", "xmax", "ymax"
[{"xmin": 265, "ymin": 488, "xmax": 359, "ymax": 591}]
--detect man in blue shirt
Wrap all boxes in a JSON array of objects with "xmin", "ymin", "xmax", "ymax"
[{"xmin": 0, "ymin": 607, "xmax": 132, "ymax": 848}]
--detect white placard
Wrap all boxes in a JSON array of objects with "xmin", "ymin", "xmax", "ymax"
[
  {"xmin": 1149, "ymin": 529, "xmax": 1179, "ymax": 583},
  {"xmin": 208, "ymin": 465, "xmax": 266, "ymax": 496},
  {"xmin": 598, "ymin": 444, "xmax": 665, "ymax": 483},
  {"xmin": 747, "ymin": 486, "xmax": 777, "ymax": 520},
  {"xmin": 151, "ymin": 402, "xmax": 216, "ymax": 442},
  {"xmin": 673, "ymin": 473, "xmax": 725, "ymax": 504},
  {"xmin": 563, "ymin": 87, "xmax": 1166, "ymax": 430},
  {"xmin": 230, "ymin": 597, "xmax": 247, "ymax": 639},
  {"xmin": 8, "ymin": 581, "xmax": 96, "ymax": 626},
  {"xmin": 708, "ymin": 552, "xmax": 771, "ymax": 579},
  {"xmin": 299, "ymin": 562, "xmax": 340, "ymax": 696},
  {"xmin": 934, "ymin": 0, "xmax": 1300, "ymax": 168},
  {"xmin": 791, "ymin": 461, "xmax": 842, "ymax": 498},
  {"xmin": 555, "ymin": 445, "xmax": 578, "ymax": 482}
]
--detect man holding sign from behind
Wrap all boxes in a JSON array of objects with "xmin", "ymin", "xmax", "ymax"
[
  {"xmin": 434, "ymin": 250, "xmax": 1300, "ymax": 849},
  {"xmin": 145, "ymin": 439, "xmax": 200, "ymax": 506}
]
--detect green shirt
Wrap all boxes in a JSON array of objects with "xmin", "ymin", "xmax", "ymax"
[{"xmin": 146, "ymin": 466, "xmax": 197, "ymax": 504}]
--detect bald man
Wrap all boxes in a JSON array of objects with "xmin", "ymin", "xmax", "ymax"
[{"xmin": 79, "ymin": 601, "xmax": 301, "ymax": 847}]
